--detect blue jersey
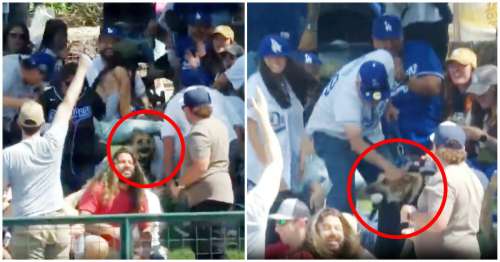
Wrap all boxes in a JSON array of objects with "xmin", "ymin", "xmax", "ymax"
[
  {"xmin": 175, "ymin": 36, "xmax": 213, "ymax": 87},
  {"xmin": 392, "ymin": 41, "xmax": 444, "ymax": 147}
]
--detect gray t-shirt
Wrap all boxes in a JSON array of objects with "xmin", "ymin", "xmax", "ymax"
[
  {"xmin": 184, "ymin": 117, "xmax": 234, "ymax": 207},
  {"xmin": 3, "ymin": 122, "xmax": 69, "ymax": 217},
  {"xmin": 3, "ymin": 54, "xmax": 39, "ymax": 130}
]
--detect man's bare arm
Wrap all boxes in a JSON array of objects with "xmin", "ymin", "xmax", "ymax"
[
  {"xmin": 345, "ymin": 124, "xmax": 404, "ymax": 180},
  {"xmin": 3, "ymin": 97, "xmax": 28, "ymax": 109},
  {"xmin": 52, "ymin": 55, "xmax": 91, "ymax": 126}
]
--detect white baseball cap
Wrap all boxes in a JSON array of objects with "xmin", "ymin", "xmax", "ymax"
[
  {"xmin": 466, "ymin": 64, "xmax": 497, "ymax": 96},
  {"xmin": 269, "ymin": 198, "xmax": 311, "ymax": 220},
  {"xmin": 429, "ymin": 120, "xmax": 457, "ymax": 142}
]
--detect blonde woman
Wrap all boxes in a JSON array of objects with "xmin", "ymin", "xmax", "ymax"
[
  {"xmin": 77, "ymin": 147, "xmax": 152, "ymax": 258},
  {"xmin": 306, "ymin": 208, "xmax": 374, "ymax": 259},
  {"xmin": 401, "ymin": 124, "xmax": 484, "ymax": 258}
]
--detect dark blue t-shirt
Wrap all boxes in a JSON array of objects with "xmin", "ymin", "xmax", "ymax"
[{"xmin": 392, "ymin": 41, "xmax": 444, "ymax": 147}]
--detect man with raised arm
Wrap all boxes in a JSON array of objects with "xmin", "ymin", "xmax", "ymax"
[{"xmin": 3, "ymin": 54, "xmax": 91, "ymax": 259}]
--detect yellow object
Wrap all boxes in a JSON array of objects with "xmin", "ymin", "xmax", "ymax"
[
  {"xmin": 446, "ymin": 48, "xmax": 478, "ymax": 69},
  {"xmin": 212, "ymin": 25, "xmax": 234, "ymax": 42}
]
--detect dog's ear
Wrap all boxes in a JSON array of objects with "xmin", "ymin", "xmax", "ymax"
[{"xmin": 129, "ymin": 128, "xmax": 142, "ymax": 144}]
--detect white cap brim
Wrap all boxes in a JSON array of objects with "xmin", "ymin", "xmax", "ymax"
[{"xmin": 268, "ymin": 213, "xmax": 295, "ymax": 220}]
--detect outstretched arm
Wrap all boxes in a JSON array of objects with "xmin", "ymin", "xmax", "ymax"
[
  {"xmin": 248, "ymin": 87, "xmax": 283, "ymax": 200},
  {"xmin": 52, "ymin": 55, "xmax": 91, "ymax": 126}
]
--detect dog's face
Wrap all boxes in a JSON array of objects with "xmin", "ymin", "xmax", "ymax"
[
  {"xmin": 365, "ymin": 172, "xmax": 424, "ymax": 204},
  {"xmin": 130, "ymin": 131, "xmax": 155, "ymax": 164}
]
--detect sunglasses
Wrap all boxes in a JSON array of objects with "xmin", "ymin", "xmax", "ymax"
[
  {"xmin": 276, "ymin": 219, "xmax": 290, "ymax": 226},
  {"xmin": 9, "ymin": 32, "xmax": 24, "ymax": 39}
]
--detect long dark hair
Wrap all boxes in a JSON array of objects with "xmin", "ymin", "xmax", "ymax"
[
  {"xmin": 306, "ymin": 208, "xmax": 363, "ymax": 259},
  {"xmin": 92, "ymin": 52, "xmax": 137, "ymax": 101},
  {"xmin": 86, "ymin": 147, "xmax": 149, "ymax": 213},
  {"xmin": 259, "ymin": 57, "xmax": 318, "ymax": 108},
  {"xmin": 202, "ymin": 42, "xmax": 225, "ymax": 79},
  {"xmin": 39, "ymin": 19, "xmax": 67, "ymax": 51},
  {"xmin": 442, "ymin": 74, "xmax": 474, "ymax": 121},
  {"xmin": 3, "ymin": 22, "xmax": 32, "ymax": 55}
]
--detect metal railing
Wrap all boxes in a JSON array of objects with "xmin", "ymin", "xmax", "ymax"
[{"xmin": 3, "ymin": 211, "xmax": 244, "ymax": 259}]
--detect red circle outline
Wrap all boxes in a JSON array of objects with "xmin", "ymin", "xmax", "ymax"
[
  {"xmin": 347, "ymin": 138, "xmax": 448, "ymax": 239},
  {"xmin": 106, "ymin": 109, "xmax": 185, "ymax": 189}
]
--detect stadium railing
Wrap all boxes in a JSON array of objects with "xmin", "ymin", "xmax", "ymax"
[{"xmin": 3, "ymin": 211, "xmax": 244, "ymax": 259}]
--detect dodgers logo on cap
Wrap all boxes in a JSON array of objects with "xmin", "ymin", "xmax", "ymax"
[
  {"xmin": 271, "ymin": 38, "xmax": 282, "ymax": 54},
  {"xmin": 195, "ymin": 12, "xmax": 201, "ymax": 20},
  {"xmin": 305, "ymin": 54, "xmax": 313, "ymax": 64},
  {"xmin": 384, "ymin": 21, "xmax": 392, "ymax": 32},
  {"xmin": 372, "ymin": 15, "xmax": 402, "ymax": 40},
  {"xmin": 258, "ymin": 34, "xmax": 290, "ymax": 58}
]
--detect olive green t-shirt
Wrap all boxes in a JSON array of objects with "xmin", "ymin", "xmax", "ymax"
[{"xmin": 184, "ymin": 117, "xmax": 234, "ymax": 207}]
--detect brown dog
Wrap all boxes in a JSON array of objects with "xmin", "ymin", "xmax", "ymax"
[
  {"xmin": 129, "ymin": 130, "xmax": 156, "ymax": 182},
  {"xmin": 365, "ymin": 156, "xmax": 437, "ymax": 205},
  {"xmin": 365, "ymin": 172, "xmax": 424, "ymax": 205}
]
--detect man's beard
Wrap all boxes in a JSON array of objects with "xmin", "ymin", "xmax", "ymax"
[{"xmin": 101, "ymin": 48, "xmax": 114, "ymax": 62}]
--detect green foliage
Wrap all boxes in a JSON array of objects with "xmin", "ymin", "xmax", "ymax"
[{"xmin": 45, "ymin": 3, "xmax": 102, "ymax": 27}]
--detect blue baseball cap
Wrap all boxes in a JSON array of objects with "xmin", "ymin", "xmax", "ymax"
[
  {"xmin": 359, "ymin": 60, "xmax": 390, "ymax": 101},
  {"xmin": 372, "ymin": 15, "xmax": 402, "ymax": 40},
  {"xmin": 434, "ymin": 124, "xmax": 466, "ymax": 149},
  {"xmin": 100, "ymin": 26, "xmax": 122, "ymax": 39},
  {"xmin": 182, "ymin": 87, "xmax": 212, "ymax": 108},
  {"xmin": 292, "ymin": 51, "xmax": 322, "ymax": 65},
  {"xmin": 20, "ymin": 52, "xmax": 56, "ymax": 77},
  {"xmin": 258, "ymin": 35, "xmax": 290, "ymax": 58},
  {"xmin": 187, "ymin": 11, "xmax": 211, "ymax": 26}
]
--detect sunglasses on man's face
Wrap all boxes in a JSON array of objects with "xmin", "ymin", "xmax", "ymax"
[{"xmin": 276, "ymin": 219, "xmax": 290, "ymax": 226}]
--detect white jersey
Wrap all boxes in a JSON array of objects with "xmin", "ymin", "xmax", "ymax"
[
  {"xmin": 225, "ymin": 55, "xmax": 245, "ymax": 91},
  {"xmin": 160, "ymin": 86, "xmax": 240, "ymax": 158},
  {"xmin": 3, "ymin": 122, "xmax": 68, "ymax": 217},
  {"xmin": 247, "ymin": 73, "xmax": 304, "ymax": 190},
  {"xmin": 306, "ymin": 49, "xmax": 395, "ymax": 142}
]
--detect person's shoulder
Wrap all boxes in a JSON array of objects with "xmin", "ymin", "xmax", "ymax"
[
  {"xmin": 197, "ymin": 117, "xmax": 224, "ymax": 130},
  {"xmin": 247, "ymin": 72, "xmax": 262, "ymax": 84},
  {"xmin": 265, "ymin": 241, "xmax": 289, "ymax": 259},
  {"xmin": 2, "ymin": 143, "xmax": 20, "ymax": 157},
  {"xmin": 247, "ymin": 74, "xmax": 264, "ymax": 97},
  {"xmin": 366, "ymin": 49, "xmax": 394, "ymax": 67},
  {"xmin": 86, "ymin": 180, "xmax": 104, "ymax": 194},
  {"xmin": 3, "ymin": 53, "xmax": 24, "ymax": 64}
]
